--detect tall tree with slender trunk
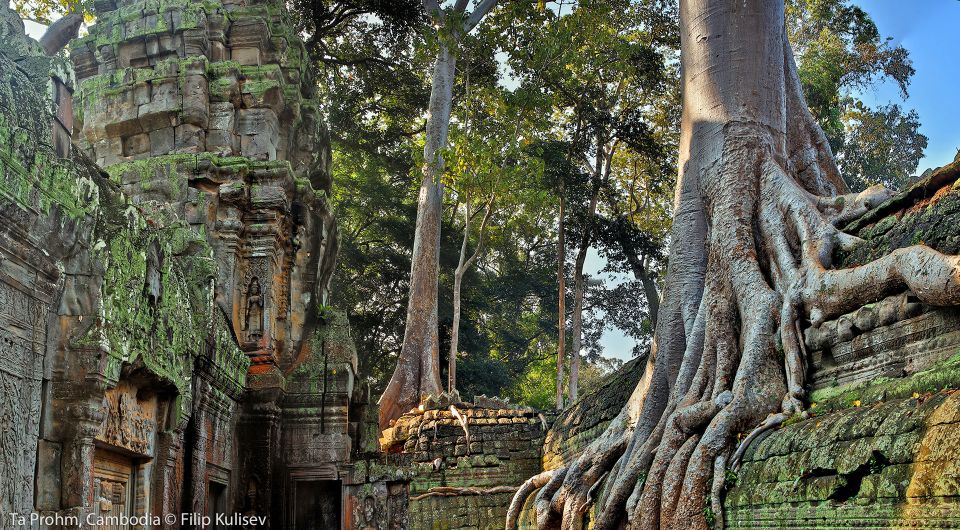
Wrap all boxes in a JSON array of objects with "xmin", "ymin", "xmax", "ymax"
[
  {"xmin": 617, "ymin": 229, "xmax": 661, "ymax": 328},
  {"xmin": 556, "ymin": 190, "xmax": 566, "ymax": 410},
  {"xmin": 379, "ymin": 0, "xmax": 499, "ymax": 431},
  {"xmin": 505, "ymin": 0, "xmax": 673, "ymax": 406},
  {"xmin": 448, "ymin": 192, "xmax": 494, "ymax": 392},
  {"xmin": 446, "ymin": 85, "xmax": 532, "ymax": 393},
  {"xmin": 508, "ymin": 0, "xmax": 960, "ymax": 528},
  {"xmin": 568, "ymin": 141, "xmax": 616, "ymax": 402}
]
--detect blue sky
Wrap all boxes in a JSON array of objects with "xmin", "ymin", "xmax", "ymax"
[{"xmin": 856, "ymin": 1, "xmax": 960, "ymax": 170}]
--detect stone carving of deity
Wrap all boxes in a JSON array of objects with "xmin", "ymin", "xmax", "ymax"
[{"xmin": 244, "ymin": 278, "xmax": 264, "ymax": 339}]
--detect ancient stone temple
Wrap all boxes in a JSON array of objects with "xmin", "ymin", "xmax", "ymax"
[
  {"xmin": 0, "ymin": 1, "xmax": 549, "ymax": 527},
  {"xmin": 9, "ymin": 0, "xmax": 960, "ymax": 526},
  {"xmin": 0, "ymin": 0, "xmax": 363, "ymax": 526}
]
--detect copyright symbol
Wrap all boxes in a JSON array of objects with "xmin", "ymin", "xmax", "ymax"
[{"xmin": 165, "ymin": 513, "xmax": 178, "ymax": 526}]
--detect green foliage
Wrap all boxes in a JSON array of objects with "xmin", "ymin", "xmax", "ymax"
[
  {"xmin": 13, "ymin": 0, "xmax": 93, "ymax": 24},
  {"xmin": 323, "ymin": 1, "xmax": 682, "ymax": 403},
  {"xmin": 325, "ymin": 1, "xmax": 563, "ymax": 403},
  {"xmin": 504, "ymin": 355, "xmax": 558, "ymax": 411},
  {"xmin": 786, "ymin": 0, "xmax": 926, "ymax": 191},
  {"xmin": 497, "ymin": 0, "xmax": 679, "ymax": 361},
  {"xmin": 725, "ymin": 468, "xmax": 739, "ymax": 488},
  {"xmin": 703, "ymin": 504, "xmax": 716, "ymax": 529},
  {"xmin": 839, "ymin": 101, "xmax": 927, "ymax": 191}
]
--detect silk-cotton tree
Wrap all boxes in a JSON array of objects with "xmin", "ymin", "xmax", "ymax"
[
  {"xmin": 508, "ymin": 0, "xmax": 960, "ymax": 528},
  {"xmin": 379, "ymin": 0, "xmax": 500, "ymax": 431}
]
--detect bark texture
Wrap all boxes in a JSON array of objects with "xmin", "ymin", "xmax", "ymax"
[{"xmin": 507, "ymin": 0, "xmax": 960, "ymax": 528}]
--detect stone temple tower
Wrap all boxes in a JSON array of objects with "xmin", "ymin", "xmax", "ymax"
[
  {"xmin": 70, "ymin": 0, "xmax": 338, "ymax": 371},
  {"xmin": 63, "ymin": 0, "xmax": 357, "ymax": 525},
  {"xmin": 0, "ymin": 0, "xmax": 371, "ymax": 521}
]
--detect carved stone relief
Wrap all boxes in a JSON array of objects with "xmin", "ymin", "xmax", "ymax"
[
  {"xmin": 96, "ymin": 381, "xmax": 159, "ymax": 457},
  {"xmin": 0, "ymin": 284, "xmax": 45, "ymax": 523}
]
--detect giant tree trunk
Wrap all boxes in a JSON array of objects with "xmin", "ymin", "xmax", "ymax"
[
  {"xmin": 379, "ymin": 44, "xmax": 456, "ymax": 431},
  {"xmin": 508, "ymin": 0, "xmax": 960, "ymax": 528}
]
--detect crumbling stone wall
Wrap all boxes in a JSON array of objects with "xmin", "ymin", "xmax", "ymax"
[
  {"xmin": 0, "ymin": 0, "xmax": 358, "ymax": 524},
  {"xmin": 68, "ymin": 0, "xmax": 337, "ymax": 371},
  {"xmin": 723, "ymin": 163, "xmax": 960, "ymax": 528},
  {"xmin": 798, "ymin": 160, "xmax": 960, "ymax": 392},
  {"xmin": 0, "ymin": 10, "xmax": 81, "ymax": 524},
  {"xmin": 374, "ymin": 395, "xmax": 547, "ymax": 530}
]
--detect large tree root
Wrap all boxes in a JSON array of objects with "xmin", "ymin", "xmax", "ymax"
[
  {"xmin": 412, "ymin": 485, "xmax": 519, "ymax": 501},
  {"xmin": 507, "ymin": 471, "xmax": 558, "ymax": 530},
  {"xmin": 505, "ymin": 4, "xmax": 960, "ymax": 528},
  {"xmin": 506, "ymin": 122, "xmax": 960, "ymax": 530}
]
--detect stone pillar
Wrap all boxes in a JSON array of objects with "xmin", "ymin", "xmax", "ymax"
[
  {"xmin": 153, "ymin": 425, "xmax": 188, "ymax": 528},
  {"xmin": 188, "ymin": 380, "xmax": 211, "ymax": 519},
  {"xmin": 60, "ymin": 402, "xmax": 105, "ymax": 513}
]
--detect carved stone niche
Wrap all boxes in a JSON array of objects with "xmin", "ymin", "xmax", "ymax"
[{"xmin": 238, "ymin": 251, "xmax": 273, "ymax": 363}]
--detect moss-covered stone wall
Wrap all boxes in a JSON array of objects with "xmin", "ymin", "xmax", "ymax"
[
  {"xmin": 543, "ymin": 355, "xmax": 646, "ymax": 471},
  {"xmin": 727, "ymin": 356, "xmax": 960, "ymax": 528},
  {"xmin": 0, "ymin": 4, "xmax": 249, "ymax": 525}
]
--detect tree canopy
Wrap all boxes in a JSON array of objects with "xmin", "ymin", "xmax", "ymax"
[
  {"xmin": 315, "ymin": 0, "xmax": 926, "ymax": 408},
  {"xmin": 17, "ymin": 0, "xmax": 929, "ymax": 409}
]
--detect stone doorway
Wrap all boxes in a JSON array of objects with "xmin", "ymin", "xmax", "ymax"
[
  {"xmin": 93, "ymin": 448, "xmax": 137, "ymax": 530},
  {"xmin": 294, "ymin": 480, "xmax": 342, "ymax": 529},
  {"xmin": 208, "ymin": 481, "xmax": 228, "ymax": 529}
]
